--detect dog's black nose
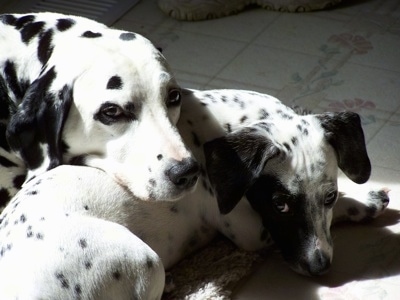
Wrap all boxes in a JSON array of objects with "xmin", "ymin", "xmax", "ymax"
[
  {"xmin": 167, "ymin": 158, "xmax": 199, "ymax": 189},
  {"xmin": 307, "ymin": 250, "xmax": 331, "ymax": 276}
]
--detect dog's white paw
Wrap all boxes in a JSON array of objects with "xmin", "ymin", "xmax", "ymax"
[{"xmin": 364, "ymin": 188, "xmax": 390, "ymax": 220}]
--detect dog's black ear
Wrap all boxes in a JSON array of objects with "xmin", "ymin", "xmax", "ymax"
[
  {"xmin": 204, "ymin": 128, "xmax": 280, "ymax": 214},
  {"xmin": 316, "ymin": 112, "xmax": 371, "ymax": 184},
  {"xmin": 6, "ymin": 67, "xmax": 73, "ymax": 179}
]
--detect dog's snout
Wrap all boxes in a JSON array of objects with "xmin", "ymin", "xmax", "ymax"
[
  {"xmin": 307, "ymin": 250, "xmax": 331, "ymax": 276},
  {"xmin": 167, "ymin": 158, "xmax": 199, "ymax": 189}
]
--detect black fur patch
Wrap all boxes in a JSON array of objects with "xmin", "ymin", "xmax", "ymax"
[
  {"xmin": 20, "ymin": 21, "xmax": 45, "ymax": 44},
  {"xmin": 106, "ymin": 75, "xmax": 123, "ymax": 90},
  {"xmin": 56, "ymin": 18, "xmax": 75, "ymax": 31},
  {"xmin": 37, "ymin": 29, "xmax": 54, "ymax": 65},
  {"xmin": 0, "ymin": 14, "xmax": 17, "ymax": 26},
  {"xmin": 13, "ymin": 175, "xmax": 26, "ymax": 189},
  {"xmin": 15, "ymin": 15, "xmax": 35, "ymax": 29},
  {"xmin": 119, "ymin": 32, "xmax": 136, "ymax": 41},
  {"xmin": 81, "ymin": 31, "xmax": 102, "ymax": 38},
  {"xmin": 3, "ymin": 60, "xmax": 27, "ymax": 100}
]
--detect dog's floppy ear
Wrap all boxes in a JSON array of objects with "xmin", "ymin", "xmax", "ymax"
[
  {"xmin": 204, "ymin": 127, "xmax": 280, "ymax": 214},
  {"xmin": 316, "ymin": 111, "xmax": 371, "ymax": 184},
  {"xmin": 6, "ymin": 67, "xmax": 73, "ymax": 179}
]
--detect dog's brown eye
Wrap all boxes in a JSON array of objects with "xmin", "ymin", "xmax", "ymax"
[
  {"xmin": 102, "ymin": 105, "xmax": 123, "ymax": 117},
  {"xmin": 94, "ymin": 103, "xmax": 126, "ymax": 125},
  {"xmin": 325, "ymin": 191, "xmax": 337, "ymax": 206},
  {"xmin": 167, "ymin": 89, "xmax": 181, "ymax": 107}
]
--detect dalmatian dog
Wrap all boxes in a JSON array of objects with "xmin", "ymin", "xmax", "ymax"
[
  {"xmin": 0, "ymin": 88, "xmax": 389, "ymax": 299},
  {"xmin": 0, "ymin": 12, "xmax": 199, "ymax": 209}
]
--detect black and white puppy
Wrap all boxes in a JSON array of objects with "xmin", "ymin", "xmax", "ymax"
[{"xmin": 0, "ymin": 89, "xmax": 389, "ymax": 299}]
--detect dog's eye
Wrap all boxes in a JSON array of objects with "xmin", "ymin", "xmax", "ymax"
[
  {"xmin": 325, "ymin": 191, "xmax": 337, "ymax": 206},
  {"xmin": 102, "ymin": 104, "xmax": 123, "ymax": 118},
  {"xmin": 273, "ymin": 197, "xmax": 290, "ymax": 214},
  {"xmin": 94, "ymin": 103, "xmax": 127, "ymax": 125},
  {"xmin": 167, "ymin": 89, "xmax": 181, "ymax": 107}
]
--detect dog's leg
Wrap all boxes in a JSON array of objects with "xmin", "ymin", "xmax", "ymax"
[{"xmin": 333, "ymin": 177, "xmax": 390, "ymax": 224}]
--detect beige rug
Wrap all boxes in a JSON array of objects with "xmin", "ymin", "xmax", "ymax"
[{"xmin": 163, "ymin": 236, "xmax": 264, "ymax": 300}]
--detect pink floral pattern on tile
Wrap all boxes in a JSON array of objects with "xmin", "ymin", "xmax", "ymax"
[
  {"xmin": 328, "ymin": 33, "xmax": 373, "ymax": 54},
  {"xmin": 328, "ymin": 98, "xmax": 377, "ymax": 125},
  {"xmin": 328, "ymin": 98, "xmax": 376, "ymax": 113}
]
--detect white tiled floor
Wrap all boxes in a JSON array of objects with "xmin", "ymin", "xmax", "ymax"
[
  {"xmin": 113, "ymin": 1, "xmax": 400, "ymax": 299},
  {"xmin": 2, "ymin": 0, "xmax": 399, "ymax": 298}
]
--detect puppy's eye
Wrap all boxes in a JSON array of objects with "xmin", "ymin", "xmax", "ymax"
[
  {"xmin": 101, "ymin": 104, "xmax": 123, "ymax": 118},
  {"xmin": 272, "ymin": 196, "xmax": 291, "ymax": 214},
  {"xmin": 167, "ymin": 89, "xmax": 181, "ymax": 107},
  {"xmin": 325, "ymin": 191, "xmax": 337, "ymax": 206}
]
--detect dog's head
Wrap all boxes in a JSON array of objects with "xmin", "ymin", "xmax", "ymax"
[
  {"xmin": 204, "ymin": 111, "xmax": 370, "ymax": 275},
  {"xmin": 6, "ymin": 30, "xmax": 198, "ymax": 201}
]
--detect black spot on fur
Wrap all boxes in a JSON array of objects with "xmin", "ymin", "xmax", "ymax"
[
  {"xmin": 221, "ymin": 95, "xmax": 228, "ymax": 102},
  {"xmin": 283, "ymin": 142, "xmax": 291, "ymax": 152},
  {"xmin": 224, "ymin": 123, "xmax": 232, "ymax": 133},
  {"xmin": 56, "ymin": 18, "xmax": 75, "ymax": 31},
  {"xmin": 119, "ymin": 32, "xmax": 136, "ymax": 41},
  {"xmin": 301, "ymin": 119, "xmax": 310, "ymax": 126},
  {"xmin": 55, "ymin": 272, "xmax": 70, "ymax": 289},
  {"xmin": 84, "ymin": 261, "xmax": 92, "ymax": 270},
  {"xmin": 113, "ymin": 271, "xmax": 121, "ymax": 280},
  {"xmin": 74, "ymin": 284, "xmax": 82, "ymax": 296},
  {"xmin": 149, "ymin": 179, "xmax": 156, "ymax": 187},
  {"xmin": 13, "ymin": 174, "xmax": 26, "ymax": 189},
  {"xmin": 20, "ymin": 214, "xmax": 27, "ymax": 223},
  {"xmin": 38, "ymin": 29, "xmax": 54, "ymax": 64},
  {"xmin": 106, "ymin": 76, "xmax": 123, "ymax": 90},
  {"xmin": 291, "ymin": 136, "xmax": 298, "ymax": 146},
  {"xmin": 240, "ymin": 115, "xmax": 248, "ymax": 124},
  {"xmin": 81, "ymin": 31, "xmax": 102, "ymax": 38},
  {"xmin": 157, "ymin": 154, "xmax": 163, "ymax": 161},
  {"xmin": 78, "ymin": 238, "xmax": 88, "ymax": 249},
  {"xmin": 84, "ymin": 205, "xmax": 89, "ymax": 210},
  {"xmin": 26, "ymin": 227, "xmax": 33, "ymax": 238},
  {"xmin": 36, "ymin": 232, "xmax": 44, "ymax": 239},
  {"xmin": 20, "ymin": 21, "xmax": 45, "ymax": 44},
  {"xmin": 259, "ymin": 109, "xmax": 270, "ymax": 119},
  {"xmin": 15, "ymin": 15, "xmax": 35, "ymax": 29},
  {"xmin": 146, "ymin": 258, "xmax": 154, "ymax": 269}
]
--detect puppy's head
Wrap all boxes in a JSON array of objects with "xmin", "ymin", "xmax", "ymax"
[
  {"xmin": 204, "ymin": 112, "xmax": 370, "ymax": 275},
  {"xmin": 7, "ymin": 30, "xmax": 198, "ymax": 201}
]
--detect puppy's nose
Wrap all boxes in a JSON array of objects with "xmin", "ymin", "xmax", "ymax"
[
  {"xmin": 166, "ymin": 158, "xmax": 199, "ymax": 189},
  {"xmin": 307, "ymin": 250, "xmax": 331, "ymax": 276}
]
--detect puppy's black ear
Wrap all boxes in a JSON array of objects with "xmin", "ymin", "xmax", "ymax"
[
  {"xmin": 316, "ymin": 112, "xmax": 371, "ymax": 184},
  {"xmin": 204, "ymin": 128, "xmax": 280, "ymax": 214},
  {"xmin": 6, "ymin": 67, "xmax": 73, "ymax": 179}
]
